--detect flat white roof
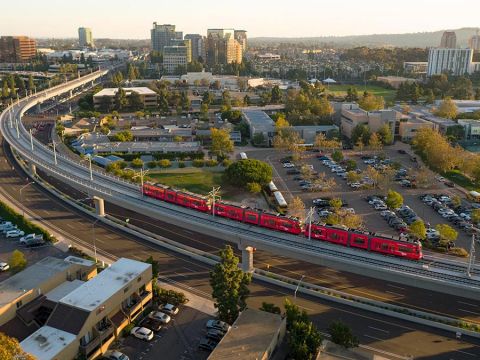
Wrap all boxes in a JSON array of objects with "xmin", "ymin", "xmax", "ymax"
[
  {"xmin": 21, "ymin": 326, "xmax": 76, "ymax": 360},
  {"xmin": 45, "ymin": 279, "xmax": 85, "ymax": 303},
  {"xmin": 94, "ymin": 87, "xmax": 156, "ymax": 97},
  {"xmin": 59, "ymin": 258, "xmax": 150, "ymax": 312}
]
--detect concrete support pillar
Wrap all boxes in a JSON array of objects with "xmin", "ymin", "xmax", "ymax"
[
  {"xmin": 29, "ymin": 162, "xmax": 37, "ymax": 176},
  {"xmin": 93, "ymin": 196, "xmax": 105, "ymax": 217},
  {"xmin": 69, "ymin": 89, "xmax": 73, "ymax": 98},
  {"xmin": 36, "ymin": 103, "xmax": 41, "ymax": 113},
  {"xmin": 239, "ymin": 245, "xmax": 254, "ymax": 273},
  {"xmin": 91, "ymin": 80, "xmax": 94, "ymax": 87}
]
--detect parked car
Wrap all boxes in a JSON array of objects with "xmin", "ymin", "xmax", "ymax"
[
  {"xmin": 140, "ymin": 317, "xmax": 163, "ymax": 332},
  {"xmin": 130, "ymin": 327, "xmax": 154, "ymax": 341},
  {"xmin": 5, "ymin": 229, "xmax": 24, "ymax": 238},
  {"xmin": 148, "ymin": 311, "xmax": 171, "ymax": 324},
  {"xmin": 0, "ymin": 262, "xmax": 9, "ymax": 272},
  {"xmin": 2, "ymin": 225, "xmax": 18, "ymax": 234},
  {"xmin": 282, "ymin": 163, "xmax": 295, "ymax": 168},
  {"xmin": 0, "ymin": 222, "xmax": 13, "ymax": 231},
  {"xmin": 198, "ymin": 337, "xmax": 218, "ymax": 352},
  {"xmin": 286, "ymin": 169, "xmax": 300, "ymax": 175},
  {"xmin": 104, "ymin": 351, "xmax": 130, "ymax": 360},
  {"xmin": 206, "ymin": 319, "xmax": 231, "ymax": 333},
  {"xmin": 207, "ymin": 329, "xmax": 225, "ymax": 341},
  {"xmin": 160, "ymin": 304, "xmax": 179, "ymax": 316},
  {"xmin": 398, "ymin": 149, "xmax": 407, "ymax": 154}
]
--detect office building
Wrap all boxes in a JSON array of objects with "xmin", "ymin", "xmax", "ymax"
[
  {"xmin": 234, "ymin": 30, "xmax": 248, "ymax": 53},
  {"xmin": 163, "ymin": 46, "xmax": 189, "ymax": 74},
  {"xmin": 398, "ymin": 118, "xmax": 434, "ymax": 142},
  {"xmin": 440, "ymin": 31, "xmax": 457, "ymax": 48},
  {"xmin": 150, "ymin": 23, "xmax": 182, "ymax": 53},
  {"xmin": 403, "ymin": 61, "xmax": 428, "ymax": 74},
  {"xmin": 341, "ymin": 108, "xmax": 400, "ymax": 140},
  {"xmin": 206, "ymin": 29, "xmax": 242, "ymax": 67},
  {"xmin": 172, "ymin": 39, "xmax": 192, "ymax": 63},
  {"xmin": 427, "ymin": 48, "xmax": 474, "ymax": 76},
  {"xmin": 185, "ymin": 34, "xmax": 205, "ymax": 61},
  {"xmin": 93, "ymin": 87, "xmax": 158, "ymax": 109},
  {"xmin": 78, "ymin": 27, "xmax": 94, "ymax": 48},
  {"xmin": 20, "ymin": 258, "xmax": 153, "ymax": 360},
  {"xmin": 0, "ymin": 36, "xmax": 36, "ymax": 63}
]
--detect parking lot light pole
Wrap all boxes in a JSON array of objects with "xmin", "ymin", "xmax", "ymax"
[
  {"xmin": 19, "ymin": 181, "xmax": 35, "ymax": 218},
  {"xmin": 294, "ymin": 275, "xmax": 305, "ymax": 299}
]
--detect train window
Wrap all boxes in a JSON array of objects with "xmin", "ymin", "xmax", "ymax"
[
  {"xmin": 381, "ymin": 243, "xmax": 390, "ymax": 250},
  {"xmin": 268, "ymin": 219, "xmax": 275, "ymax": 225},
  {"xmin": 330, "ymin": 233, "xmax": 338, "ymax": 240},
  {"xmin": 352, "ymin": 237, "xmax": 365, "ymax": 245},
  {"xmin": 246, "ymin": 214, "xmax": 257, "ymax": 221},
  {"xmin": 399, "ymin": 246, "xmax": 412, "ymax": 253},
  {"xmin": 282, "ymin": 222, "xmax": 292, "ymax": 228}
]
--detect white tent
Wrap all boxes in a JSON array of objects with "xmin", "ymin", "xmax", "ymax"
[{"xmin": 322, "ymin": 78, "xmax": 337, "ymax": 84}]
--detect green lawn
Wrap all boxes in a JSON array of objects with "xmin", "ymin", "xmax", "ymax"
[
  {"xmin": 326, "ymin": 84, "xmax": 396, "ymax": 101},
  {"xmin": 147, "ymin": 168, "xmax": 226, "ymax": 196},
  {"xmin": 444, "ymin": 170, "xmax": 480, "ymax": 191}
]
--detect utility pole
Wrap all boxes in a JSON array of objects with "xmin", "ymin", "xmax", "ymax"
[
  {"xmin": 208, "ymin": 186, "xmax": 221, "ymax": 217},
  {"xmin": 305, "ymin": 207, "xmax": 315, "ymax": 241},
  {"xmin": 134, "ymin": 168, "xmax": 149, "ymax": 197}
]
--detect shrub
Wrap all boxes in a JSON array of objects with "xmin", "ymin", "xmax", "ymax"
[
  {"xmin": 154, "ymin": 288, "xmax": 188, "ymax": 306},
  {"xmin": 246, "ymin": 182, "xmax": 262, "ymax": 193},
  {"xmin": 131, "ymin": 158, "xmax": 144, "ymax": 169},
  {"xmin": 449, "ymin": 247, "xmax": 468, "ymax": 257},
  {"xmin": 122, "ymin": 323, "xmax": 135, "ymax": 336},
  {"xmin": 9, "ymin": 250, "xmax": 27, "ymax": 273},
  {"xmin": 206, "ymin": 159, "xmax": 218, "ymax": 167},
  {"xmin": 193, "ymin": 159, "xmax": 205, "ymax": 167},
  {"xmin": 157, "ymin": 159, "xmax": 172, "ymax": 168},
  {"xmin": 147, "ymin": 161, "xmax": 157, "ymax": 169},
  {"xmin": 178, "ymin": 161, "xmax": 186, "ymax": 168},
  {"xmin": 222, "ymin": 159, "xmax": 232, "ymax": 167}
]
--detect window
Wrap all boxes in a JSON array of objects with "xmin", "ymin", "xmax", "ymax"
[
  {"xmin": 352, "ymin": 237, "xmax": 365, "ymax": 245},
  {"xmin": 124, "ymin": 285, "xmax": 130, "ymax": 294},
  {"xmin": 16, "ymin": 300, "xmax": 23, "ymax": 309},
  {"xmin": 399, "ymin": 246, "xmax": 412, "ymax": 253},
  {"xmin": 137, "ymin": 276, "xmax": 142, "ymax": 282}
]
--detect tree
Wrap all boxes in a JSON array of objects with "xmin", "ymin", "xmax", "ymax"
[
  {"xmin": 358, "ymin": 92, "xmax": 384, "ymax": 111},
  {"xmin": 131, "ymin": 158, "xmax": 144, "ymax": 169},
  {"xmin": 385, "ymin": 190, "xmax": 403, "ymax": 209},
  {"xmin": 471, "ymin": 209, "xmax": 480, "ymax": 225},
  {"xmin": 259, "ymin": 302, "xmax": 281, "ymax": 314},
  {"xmin": 210, "ymin": 128, "xmax": 234, "ymax": 159},
  {"xmin": 351, "ymin": 124, "xmax": 371, "ymax": 146},
  {"xmin": 331, "ymin": 150, "xmax": 344, "ymax": 163},
  {"xmin": 434, "ymin": 97, "xmax": 458, "ymax": 119},
  {"xmin": 451, "ymin": 195, "xmax": 462, "ymax": 208},
  {"xmin": 284, "ymin": 298, "xmax": 308, "ymax": 330},
  {"xmin": 314, "ymin": 133, "xmax": 341, "ymax": 153},
  {"xmin": 345, "ymin": 86, "xmax": 359, "ymax": 102},
  {"xmin": 377, "ymin": 124, "xmax": 393, "ymax": 145},
  {"xmin": 328, "ymin": 321, "xmax": 359, "ymax": 349},
  {"xmin": 0, "ymin": 332, "xmax": 36, "ymax": 360},
  {"xmin": 289, "ymin": 319, "xmax": 323, "ymax": 360},
  {"xmin": 289, "ymin": 197, "xmax": 306, "ymax": 221},
  {"xmin": 271, "ymin": 85, "xmax": 282, "ymax": 103},
  {"xmin": 246, "ymin": 182, "xmax": 262, "ymax": 193},
  {"xmin": 252, "ymin": 133, "xmax": 266, "ymax": 147},
  {"xmin": 345, "ymin": 159, "xmax": 357, "ymax": 171},
  {"xmin": 144, "ymin": 256, "xmax": 159, "ymax": 279},
  {"xmin": 112, "ymin": 130, "xmax": 133, "ymax": 142},
  {"xmin": 436, "ymin": 224, "xmax": 458, "ymax": 247},
  {"xmin": 129, "ymin": 91, "xmax": 144, "ymax": 110},
  {"xmin": 368, "ymin": 132, "xmax": 383, "ymax": 153},
  {"xmin": 114, "ymin": 87, "xmax": 128, "ymax": 110},
  {"xmin": 224, "ymin": 159, "xmax": 272, "ymax": 188},
  {"xmin": 27, "ymin": 75, "xmax": 35, "ymax": 92},
  {"xmin": 210, "ymin": 246, "xmax": 252, "ymax": 324},
  {"xmin": 346, "ymin": 171, "xmax": 361, "ymax": 184},
  {"xmin": 329, "ymin": 198, "xmax": 343, "ymax": 210},
  {"xmin": 8, "ymin": 250, "xmax": 27, "ymax": 273},
  {"xmin": 409, "ymin": 220, "xmax": 426, "ymax": 240},
  {"xmin": 273, "ymin": 115, "xmax": 304, "ymax": 152}
]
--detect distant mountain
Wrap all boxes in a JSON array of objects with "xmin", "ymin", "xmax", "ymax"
[{"xmin": 249, "ymin": 28, "xmax": 480, "ymax": 48}]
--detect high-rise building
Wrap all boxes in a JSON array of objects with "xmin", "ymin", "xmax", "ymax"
[
  {"xmin": 234, "ymin": 30, "xmax": 248, "ymax": 53},
  {"xmin": 206, "ymin": 29, "xmax": 242, "ymax": 67},
  {"xmin": 172, "ymin": 39, "xmax": 192, "ymax": 63},
  {"xmin": 0, "ymin": 36, "xmax": 36, "ymax": 63},
  {"xmin": 440, "ymin": 31, "xmax": 457, "ymax": 48},
  {"xmin": 185, "ymin": 34, "xmax": 205, "ymax": 61},
  {"xmin": 150, "ymin": 23, "xmax": 182, "ymax": 53},
  {"xmin": 469, "ymin": 30, "xmax": 480, "ymax": 51},
  {"xmin": 78, "ymin": 27, "xmax": 94, "ymax": 48},
  {"xmin": 427, "ymin": 48, "xmax": 473, "ymax": 76},
  {"xmin": 163, "ymin": 46, "xmax": 188, "ymax": 74}
]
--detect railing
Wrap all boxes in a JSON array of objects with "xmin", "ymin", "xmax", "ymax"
[{"xmin": 79, "ymin": 323, "xmax": 114, "ymax": 356}]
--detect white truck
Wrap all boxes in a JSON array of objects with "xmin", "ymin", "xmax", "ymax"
[{"xmin": 19, "ymin": 234, "xmax": 45, "ymax": 246}]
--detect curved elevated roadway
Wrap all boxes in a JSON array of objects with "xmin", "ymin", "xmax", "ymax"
[{"xmin": 2, "ymin": 72, "xmax": 480, "ymax": 299}]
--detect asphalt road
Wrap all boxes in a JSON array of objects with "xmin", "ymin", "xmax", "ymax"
[{"xmin": 1, "ymin": 136, "xmax": 480, "ymax": 358}]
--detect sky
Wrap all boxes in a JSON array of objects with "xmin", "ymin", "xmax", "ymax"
[{"xmin": 0, "ymin": 0, "xmax": 479, "ymax": 39}]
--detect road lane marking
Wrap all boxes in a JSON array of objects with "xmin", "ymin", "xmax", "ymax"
[
  {"xmin": 387, "ymin": 284, "xmax": 405, "ymax": 290},
  {"xmin": 364, "ymin": 334, "xmax": 383, "ymax": 341},
  {"xmin": 459, "ymin": 309, "xmax": 480, "ymax": 316},
  {"xmin": 458, "ymin": 301, "xmax": 478, "ymax": 307},
  {"xmin": 386, "ymin": 291, "xmax": 403, "ymax": 296},
  {"xmin": 105, "ymin": 234, "xmax": 116, "ymax": 240},
  {"xmin": 297, "ymin": 304, "xmax": 315, "ymax": 312},
  {"xmin": 368, "ymin": 326, "xmax": 389, "ymax": 334},
  {"xmin": 183, "ymin": 267, "xmax": 196, "ymax": 273},
  {"xmin": 455, "ymin": 350, "xmax": 477, "ymax": 357},
  {"xmin": 66, "ymin": 223, "xmax": 75, "ymax": 229}
]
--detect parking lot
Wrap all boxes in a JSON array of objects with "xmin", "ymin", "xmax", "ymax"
[{"xmin": 246, "ymin": 145, "xmax": 473, "ymax": 250}]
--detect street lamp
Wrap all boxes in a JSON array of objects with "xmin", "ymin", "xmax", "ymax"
[
  {"xmin": 294, "ymin": 275, "xmax": 305, "ymax": 299},
  {"xmin": 19, "ymin": 181, "xmax": 35, "ymax": 218},
  {"xmin": 92, "ymin": 218, "xmax": 100, "ymax": 263}
]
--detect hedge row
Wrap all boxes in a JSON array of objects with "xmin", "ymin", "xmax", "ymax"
[{"xmin": 0, "ymin": 200, "xmax": 55, "ymax": 242}]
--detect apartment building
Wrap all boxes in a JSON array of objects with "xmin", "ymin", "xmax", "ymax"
[
  {"xmin": 150, "ymin": 23, "xmax": 182, "ymax": 53},
  {"xmin": 0, "ymin": 36, "xmax": 36, "ymax": 62},
  {"xmin": 21, "ymin": 258, "xmax": 153, "ymax": 360},
  {"xmin": 427, "ymin": 48, "xmax": 474, "ymax": 76},
  {"xmin": 172, "ymin": 39, "xmax": 192, "ymax": 63},
  {"xmin": 440, "ymin": 31, "xmax": 457, "ymax": 48},
  {"xmin": 78, "ymin": 27, "xmax": 94, "ymax": 48},
  {"xmin": 0, "ymin": 256, "xmax": 96, "ymax": 328},
  {"xmin": 341, "ymin": 108, "xmax": 400, "ymax": 139},
  {"xmin": 185, "ymin": 34, "xmax": 206, "ymax": 61},
  {"xmin": 93, "ymin": 87, "xmax": 158, "ymax": 109},
  {"xmin": 206, "ymin": 29, "xmax": 242, "ymax": 67}
]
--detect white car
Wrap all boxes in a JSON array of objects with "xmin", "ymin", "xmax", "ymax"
[
  {"xmin": 2, "ymin": 225, "xmax": 18, "ymax": 234},
  {"xmin": 0, "ymin": 262, "xmax": 9, "ymax": 272},
  {"xmin": 350, "ymin": 182, "xmax": 361, "ymax": 189},
  {"xmin": 426, "ymin": 228, "xmax": 440, "ymax": 239},
  {"xmin": 460, "ymin": 213, "xmax": 472, "ymax": 221},
  {"xmin": 364, "ymin": 159, "xmax": 376, "ymax": 164},
  {"xmin": 374, "ymin": 203, "xmax": 388, "ymax": 211},
  {"xmin": 282, "ymin": 163, "xmax": 295, "ymax": 168},
  {"xmin": 435, "ymin": 176, "xmax": 446, "ymax": 182},
  {"xmin": 148, "ymin": 311, "xmax": 171, "ymax": 324},
  {"xmin": 130, "ymin": 327, "xmax": 154, "ymax": 341},
  {"xmin": 104, "ymin": 350, "xmax": 130, "ymax": 360},
  {"xmin": 5, "ymin": 229, "xmax": 24, "ymax": 238},
  {"xmin": 439, "ymin": 196, "xmax": 451, "ymax": 202},
  {"xmin": 318, "ymin": 210, "xmax": 331, "ymax": 217},
  {"xmin": 160, "ymin": 303, "xmax": 179, "ymax": 316}
]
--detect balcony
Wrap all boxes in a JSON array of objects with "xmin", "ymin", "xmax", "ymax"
[
  {"xmin": 79, "ymin": 323, "xmax": 114, "ymax": 357},
  {"xmin": 122, "ymin": 291, "xmax": 152, "ymax": 319}
]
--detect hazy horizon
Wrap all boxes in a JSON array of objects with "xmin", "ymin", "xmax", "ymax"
[{"xmin": 1, "ymin": 0, "xmax": 479, "ymax": 39}]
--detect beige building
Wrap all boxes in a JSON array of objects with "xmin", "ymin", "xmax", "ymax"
[
  {"xmin": 208, "ymin": 308, "xmax": 286, "ymax": 360},
  {"xmin": 0, "ymin": 256, "xmax": 96, "ymax": 328},
  {"xmin": 19, "ymin": 258, "xmax": 152, "ymax": 360},
  {"xmin": 398, "ymin": 118, "xmax": 434, "ymax": 142},
  {"xmin": 206, "ymin": 29, "xmax": 243, "ymax": 67},
  {"xmin": 93, "ymin": 87, "xmax": 158, "ymax": 109},
  {"xmin": 0, "ymin": 36, "xmax": 37, "ymax": 62},
  {"xmin": 341, "ymin": 107, "xmax": 401, "ymax": 140}
]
